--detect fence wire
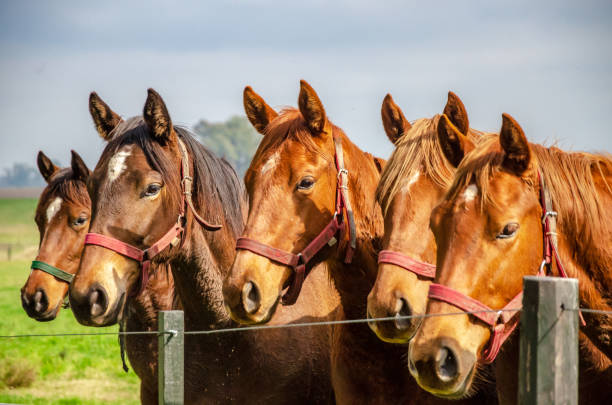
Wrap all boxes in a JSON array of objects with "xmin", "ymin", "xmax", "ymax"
[{"xmin": 1, "ymin": 306, "xmax": 609, "ymax": 339}]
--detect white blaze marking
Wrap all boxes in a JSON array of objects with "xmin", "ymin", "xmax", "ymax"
[
  {"xmin": 401, "ymin": 170, "xmax": 420, "ymax": 193},
  {"xmin": 46, "ymin": 197, "xmax": 63, "ymax": 223},
  {"xmin": 461, "ymin": 184, "xmax": 478, "ymax": 202},
  {"xmin": 107, "ymin": 146, "xmax": 132, "ymax": 183},
  {"xmin": 260, "ymin": 151, "xmax": 280, "ymax": 174}
]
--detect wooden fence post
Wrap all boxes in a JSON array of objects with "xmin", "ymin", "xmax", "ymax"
[
  {"xmin": 158, "ymin": 310, "xmax": 184, "ymax": 405},
  {"xmin": 518, "ymin": 276, "xmax": 579, "ymax": 405}
]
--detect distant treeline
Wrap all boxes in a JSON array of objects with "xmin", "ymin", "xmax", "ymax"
[{"xmin": 0, "ymin": 116, "xmax": 260, "ymax": 187}]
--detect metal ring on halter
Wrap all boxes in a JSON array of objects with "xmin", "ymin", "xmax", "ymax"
[
  {"xmin": 538, "ymin": 259, "xmax": 548, "ymax": 274},
  {"xmin": 542, "ymin": 211, "xmax": 558, "ymax": 223}
]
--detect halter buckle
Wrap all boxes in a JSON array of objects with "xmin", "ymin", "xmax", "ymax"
[
  {"xmin": 542, "ymin": 211, "xmax": 557, "ymax": 223},
  {"xmin": 337, "ymin": 168, "xmax": 348, "ymax": 181}
]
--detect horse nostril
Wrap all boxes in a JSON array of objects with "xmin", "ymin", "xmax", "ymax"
[
  {"xmin": 436, "ymin": 346, "xmax": 459, "ymax": 382},
  {"xmin": 88, "ymin": 288, "xmax": 108, "ymax": 318},
  {"xmin": 394, "ymin": 298, "xmax": 412, "ymax": 330},
  {"xmin": 242, "ymin": 281, "xmax": 261, "ymax": 315},
  {"xmin": 33, "ymin": 290, "xmax": 49, "ymax": 314}
]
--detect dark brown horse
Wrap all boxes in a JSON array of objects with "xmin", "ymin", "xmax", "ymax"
[
  {"xmin": 409, "ymin": 113, "xmax": 612, "ymax": 403},
  {"xmin": 367, "ymin": 92, "xmax": 488, "ymax": 343},
  {"xmin": 20, "ymin": 147, "xmax": 177, "ymax": 404},
  {"xmin": 223, "ymin": 81, "xmax": 496, "ymax": 404},
  {"xmin": 69, "ymin": 89, "xmax": 338, "ymax": 404}
]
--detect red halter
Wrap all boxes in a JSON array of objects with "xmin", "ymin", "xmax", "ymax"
[
  {"xmin": 377, "ymin": 250, "xmax": 436, "ymax": 279},
  {"xmin": 236, "ymin": 124, "xmax": 357, "ymax": 305},
  {"xmin": 427, "ymin": 170, "xmax": 585, "ymax": 364},
  {"xmin": 84, "ymin": 138, "xmax": 222, "ymax": 297}
]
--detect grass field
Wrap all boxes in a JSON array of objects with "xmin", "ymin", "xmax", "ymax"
[{"xmin": 0, "ymin": 198, "xmax": 140, "ymax": 404}]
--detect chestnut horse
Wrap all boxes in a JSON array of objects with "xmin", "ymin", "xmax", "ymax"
[
  {"xmin": 20, "ymin": 148, "xmax": 177, "ymax": 404},
  {"xmin": 367, "ymin": 92, "xmax": 488, "ymax": 343},
  {"xmin": 69, "ymin": 89, "xmax": 338, "ymax": 404},
  {"xmin": 410, "ymin": 113, "xmax": 612, "ymax": 403},
  {"xmin": 223, "ymin": 81, "xmax": 495, "ymax": 404}
]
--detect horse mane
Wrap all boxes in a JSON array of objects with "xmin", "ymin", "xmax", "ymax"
[
  {"xmin": 376, "ymin": 115, "xmax": 487, "ymax": 215},
  {"xmin": 36, "ymin": 168, "xmax": 90, "ymax": 224},
  {"xmin": 103, "ymin": 117, "xmax": 245, "ymax": 238},
  {"xmin": 448, "ymin": 137, "xmax": 612, "ymax": 272}
]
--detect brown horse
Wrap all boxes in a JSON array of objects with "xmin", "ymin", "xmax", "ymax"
[
  {"xmin": 409, "ymin": 113, "xmax": 612, "ymax": 403},
  {"xmin": 367, "ymin": 92, "xmax": 488, "ymax": 343},
  {"xmin": 20, "ymin": 147, "xmax": 177, "ymax": 404},
  {"xmin": 21, "ymin": 150, "xmax": 91, "ymax": 321},
  {"xmin": 69, "ymin": 89, "xmax": 338, "ymax": 404},
  {"xmin": 223, "ymin": 81, "xmax": 496, "ymax": 404}
]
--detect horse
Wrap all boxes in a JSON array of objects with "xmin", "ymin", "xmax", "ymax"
[
  {"xmin": 367, "ymin": 92, "xmax": 488, "ymax": 343},
  {"xmin": 19, "ymin": 147, "xmax": 177, "ymax": 404},
  {"xmin": 222, "ymin": 81, "xmax": 495, "ymax": 404},
  {"xmin": 69, "ymin": 89, "xmax": 338, "ymax": 404},
  {"xmin": 409, "ymin": 112, "xmax": 612, "ymax": 403},
  {"xmin": 21, "ymin": 150, "xmax": 91, "ymax": 321}
]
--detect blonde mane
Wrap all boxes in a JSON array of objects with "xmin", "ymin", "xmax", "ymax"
[{"xmin": 376, "ymin": 114, "xmax": 486, "ymax": 214}]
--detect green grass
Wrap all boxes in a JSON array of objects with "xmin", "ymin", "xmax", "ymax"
[
  {"xmin": 0, "ymin": 199, "xmax": 140, "ymax": 404},
  {"xmin": 0, "ymin": 199, "xmax": 39, "ymax": 259}
]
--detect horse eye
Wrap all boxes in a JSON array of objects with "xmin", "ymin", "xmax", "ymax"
[
  {"xmin": 72, "ymin": 216, "xmax": 88, "ymax": 227},
  {"xmin": 144, "ymin": 183, "xmax": 162, "ymax": 197},
  {"xmin": 297, "ymin": 177, "xmax": 315, "ymax": 190},
  {"xmin": 496, "ymin": 222, "xmax": 519, "ymax": 239}
]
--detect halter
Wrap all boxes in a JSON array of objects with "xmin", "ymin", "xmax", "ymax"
[
  {"xmin": 427, "ymin": 170, "xmax": 585, "ymax": 364},
  {"xmin": 236, "ymin": 123, "xmax": 357, "ymax": 305},
  {"xmin": 377, "ymin": 251, "xmax": 436, "ymax": 279},
  {"xmin": 84, "ymin": 137, "xmax": 222, "ymax": 297},
  {"xmin": 30, "ymin": 260, "xmax": 74, "ymax": 283}
]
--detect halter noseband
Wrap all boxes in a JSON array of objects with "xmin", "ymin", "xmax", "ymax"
[
  {"xmin": 427, "ymin": 170, "xmax": 585, "ymax": 364},
  {"xmin": 30, "ymin": 260, "xmax": 74, "ymax": 283},
  {"xmin": 236, "ymin": 123, "xmax": 357, "ymax": 305},
  {"xmin": 84, "ymin": 137, "xmax": 222, "ymax": 297},
  {"xmin": 377, "ymin": 251, "xmax": 436, "ymax": 279}
]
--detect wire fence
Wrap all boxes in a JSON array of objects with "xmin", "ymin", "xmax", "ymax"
[{"xmin": 1, "ymin": 306, "xmax": 610, "ymax": 339}]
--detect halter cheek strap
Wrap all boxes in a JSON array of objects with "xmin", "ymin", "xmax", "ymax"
[
  {"xmin": 236, "ymin": 123, "xmax": 357, "ymax": 305},
  {"xmin": 30, "ymin": 260, "xmax": 74, "ymax": 283},
  {"xmin": 377, "ymin": 250, "xmax": 436, "ymax": 279},
  {"xmin": 84, "ymin": 137, "xmax": 222, "ymax": 297},
  {"xmin": 427, "ymin": 170, "xmax": 585, "ymax": 364}
]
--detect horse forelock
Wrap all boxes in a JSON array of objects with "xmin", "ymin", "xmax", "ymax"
[
  {"xmin": 376, "ymin": 114, "xmax": 488, "ymax": 216},
  {"xmin": 36, "ymin": 167, "xmax": 90, "ymax": 225}
]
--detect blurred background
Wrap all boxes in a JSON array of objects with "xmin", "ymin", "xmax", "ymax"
[{"xmin": 0, "ymin": 1, "xmax": 610, "ymax": 403}]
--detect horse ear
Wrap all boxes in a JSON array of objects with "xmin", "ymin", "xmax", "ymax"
[
  {"xmin": 443, "ymin": 91, "xmax": 469, "ymax": 135},
  {"xmin": 437, "ymin": 114, "xmax": 475, "ymax": 168},
  {"xmin": 373, "ymin": 157, "xmax": 386, "ymax": 173},
  {"xmin": 298, "ymin": 80, "xmax": 327, "ymax": 134},
  {"xmin": 243, "ymin": 86, "xmax": 278, "ymax": 135},
  {"xmin": 37, "ymin": 151, "xmax": 59, "ymax": 183},
  {"xmin": 70, "ymin": 150, "xmax": 90, "ymax": 182},
  {"xmin": 500, "ymin": 113, "xmax": 531, "ymax": 175},
  {"xmin": 381, "ymin": 94, "xmax": 411, "ymax": 144},
  {"xmin": 89, "ymin": 92, "xmax": 122, "ymax": 141},
  {"xmin": 143, "ymin": 88, "xmax": 174, "ymax": 142}
]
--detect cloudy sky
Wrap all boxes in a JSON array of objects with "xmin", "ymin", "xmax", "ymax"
[{"xmin": 1, "ymin": 0, "xmax": 611, "ymax": 171}]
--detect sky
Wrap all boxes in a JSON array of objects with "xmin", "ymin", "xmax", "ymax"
[{"xmin": 1, "ymin": 0, "xmax": 611, "ymax": 171}]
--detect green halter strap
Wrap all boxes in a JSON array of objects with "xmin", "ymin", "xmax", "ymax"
[{"xmin": 30, "ymin": 260, "xmax": 74, "ymax": 283}]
